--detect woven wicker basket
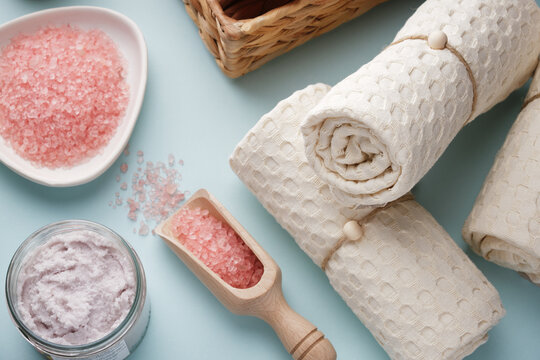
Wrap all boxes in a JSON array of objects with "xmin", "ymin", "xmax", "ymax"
[{"xmin": 184, "ymin": 0, "xmax": 388, "ymax": 78}]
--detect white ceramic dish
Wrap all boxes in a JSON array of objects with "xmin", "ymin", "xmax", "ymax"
[{"xmin": 0, "ymin": 6, "xmax": 147, "ymax": 187}]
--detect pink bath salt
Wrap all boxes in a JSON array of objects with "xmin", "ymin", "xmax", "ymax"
[
  {"xmin": 111, "ymin": 151, "xmax": 187, "ymax": 231},
  {"xmin": 138, "ymin": 192, "xmax": 146, "ymax": 203},
  {"xmin": 120, "ymin": 163, "xmax": 128, "ymax": 173},
  {"xmin": 127, "ymin": 198, "xmax": 139, "ymax": 221},
  {"xmin": 138, "ymin": 221, "xmax": 149, "ymax": 236},
  {"xmin": 171, "ymin": 207, "xmax": 264, "ymax": 289},
  {"xmin": 0, "ymin": 25, "xmax": 129, "ymax": 168},
  {"xmin": 166, "ymin": 183, "xmax": 177, "ymax": 195},
  {"xmin": 135, "ymin": 159, "xmax": 185, "ymax": 222}
]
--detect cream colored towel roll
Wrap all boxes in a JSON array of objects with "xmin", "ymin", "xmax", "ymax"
[
  {"xmin": 301, "ymin": 0, "xmax": 540, "ymax": 207},
  {"xmin": 463, "ymin": 68, "xmax": 540, "ymax": 286},
  {"xmin": 230, "ymin": 84, "xmax": 504, "ymax": 360}
]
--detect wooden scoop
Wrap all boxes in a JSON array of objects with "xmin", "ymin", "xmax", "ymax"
[{"xmin": 155, "ymin": 189, "xmax": 336, "ymax": 360}]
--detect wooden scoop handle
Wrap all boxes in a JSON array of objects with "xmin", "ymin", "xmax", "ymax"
[{"xmin": 257, "ymin": 287, "xmax": 337, "ymax": 360}]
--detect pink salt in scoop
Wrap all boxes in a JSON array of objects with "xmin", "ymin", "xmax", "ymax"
[
  {"xmin": 0, "ymin": 7, "xmax": 147, "ymax": 186},
  {"xmin": 169, "ymin": 207, "xmax": 264, "ymax": 289},
  {"xmin": 155, "ymin": 189, "xmax": 336, "ymax": 360}
]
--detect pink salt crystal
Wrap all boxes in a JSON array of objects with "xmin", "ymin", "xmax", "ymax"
[
  {"xmin": 120, "ymin": 163, "xmax": 128, "ymax": 173},
  {"xmin": 166, "ymin": 183, "xmax": 176, "ymax": 195},
  {"xmin": 137, "ymin": 151, "xmax": 143, "ymax": 156},
  {"xmin": 171, "ymin": 207, "xmax": 264, "ymax": 289},
  {"xmin": 120, "ymin": 182, "xmax": 127, "ymax": 191},
  {"xmin": 116, "ymin": 175, "xmax": 121, "ymax": 183},
  {"xmin": 168, "ymin": 154, "xmax": 175, "ymax": 167},
  {"xmin": 138, "ymin": 221, "xmax": 149, "ymax": 236},
  {"xmin": 127, "ymin": 198, "xmax": 139, "ymax": 221},
  {"xmin": 0, "ymin": 25, "xmax": 129, "ymax": 168}
]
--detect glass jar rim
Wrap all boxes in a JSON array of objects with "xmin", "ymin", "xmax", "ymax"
[{"xmin": 5, "ymin": 219, "xmax": 146, "ymax": 355}]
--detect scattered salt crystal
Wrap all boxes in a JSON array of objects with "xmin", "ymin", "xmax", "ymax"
[
  {"xmin": 111, "ymin": 151, "xmax": 186, "ymax": 235},
  {"xmin": 0, "ymin": 25, "xmax": 129, "ymax": 168},
  {"xmin": 166, "ymin": 183, "xmax": 176, "ymax": 195},
  {"xmin": 116, "ymin": 175, "xmax": 121, "ymax": 183},
  {"xmin": 127, "ymin": 198, "xmax": 139, "ymax": 221},
  {"xmin": 138, "ymin": 221, "xmax": 149, "ymax": 236},
  {"xmin": 120, "ymin": 163, "xmax": 128, "ymax": 173},
  {"xmin": 171, "ymin": 207, "xmax": 264, "ymax": 289}
]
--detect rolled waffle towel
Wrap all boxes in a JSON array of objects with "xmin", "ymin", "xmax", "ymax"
[
  {"xmin": 462, "ymin": 68, "xmax": 540, "ymax": 286},
  {"xmin": 301, "ymin": 0, "xmax": 540, "ymax": 207},
  {"xmin": 230, "ymin": 84, "xmax": 504, "ymax": 360}
]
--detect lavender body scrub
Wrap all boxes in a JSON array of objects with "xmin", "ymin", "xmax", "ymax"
[
  {"xmin": 17, "ymin": 229, "xmax": 136, "ymax": 345},
  {"xmin": 6, "ymin": 220, "xmax": 149, "ymax": 359}
]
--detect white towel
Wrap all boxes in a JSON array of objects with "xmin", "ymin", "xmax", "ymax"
[
  {"xmin": 230, "ymin": 84, "xmax": 504, "ymax": 360},
  {"xmin": 463, "ymin": 67, "xmax": 540, "ymax": 286},
  {"xmin": 301, "ymin": 0, "xmax": 540, "ymax": 207}
]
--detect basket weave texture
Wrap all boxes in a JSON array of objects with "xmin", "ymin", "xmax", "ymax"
[{"xmin": 183, "ymin": 0, "xmax": 387, "ymax": 78}]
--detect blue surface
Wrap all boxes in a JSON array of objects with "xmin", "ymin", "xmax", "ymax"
[{"xmin": 1, "ymin": 1, "xmax": 539, "ymax": 359}]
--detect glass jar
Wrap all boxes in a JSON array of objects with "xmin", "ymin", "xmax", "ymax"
[{"xmin": 5, "ymin": 220, "xmax": 150, "ymax": 360}]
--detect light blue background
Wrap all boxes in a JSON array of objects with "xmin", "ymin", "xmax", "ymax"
[{"xmin": 1, "ymin": 0, "xmax": 539, "ymax": 359}]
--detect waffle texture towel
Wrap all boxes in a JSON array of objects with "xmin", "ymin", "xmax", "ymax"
[
  {"xmin": 301, "ymin": 0, "xmax": 540, "ymax": 207},
  {"xmin": 230, "ymin": 84, "xmax": 504, "ymax": 360},
  {"xmin": 463, "ymin": 67, "xmax": 540, "ymax": 286}
]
